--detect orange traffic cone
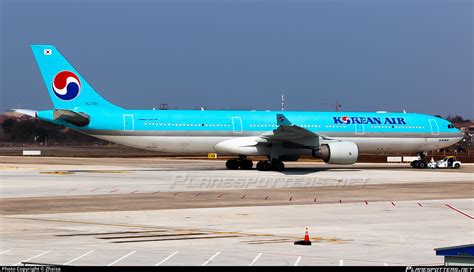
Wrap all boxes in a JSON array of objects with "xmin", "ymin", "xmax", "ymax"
[
  {"xmin": 294, "ymin": 227, "xmax": 312, "ymax": 246},
  {"xmin": 304, "ymin": 228, "xmax": 310, "ymax": 242}
]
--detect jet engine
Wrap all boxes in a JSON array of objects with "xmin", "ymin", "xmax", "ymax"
[{"xmin": 315, "ymin": 141, "xmax": 359, "ymax": 164}]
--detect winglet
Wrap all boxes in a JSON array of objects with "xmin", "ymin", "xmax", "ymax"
[{"xmin": 276, "ymin": 113, "xmax": 292, "ymax": 126}]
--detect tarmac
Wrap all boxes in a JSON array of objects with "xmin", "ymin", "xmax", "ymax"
[{"xmin": 0, "ymin": 156, "xmax": 473, "ymax": 266}]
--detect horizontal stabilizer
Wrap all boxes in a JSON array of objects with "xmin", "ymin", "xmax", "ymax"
[
  {"xmin": 53, "ymin": 109, "xmax": 90, "ymax": 127},
  {"xmin": 11, "ymin": 109, "xmax": 37, "ymax": 118}
]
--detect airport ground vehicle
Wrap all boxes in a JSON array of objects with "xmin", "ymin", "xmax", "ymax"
[{"xmin": 427, "ymin": 156, "xmax": 462, "ymax": 169}]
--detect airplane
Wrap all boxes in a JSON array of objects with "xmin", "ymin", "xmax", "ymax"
[{"xmin": 13, "ymin": 45, "xmax": 464, "ymax": 171}]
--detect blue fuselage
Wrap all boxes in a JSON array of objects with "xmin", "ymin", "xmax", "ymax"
[{"xmin": 36, "ymin": 108, "xmax": 463, "ymax": 155}]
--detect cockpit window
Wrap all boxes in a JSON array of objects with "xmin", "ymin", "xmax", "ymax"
[{"xmin": 448, "ymin": 124, "xmax": 455, "ymax": 129}]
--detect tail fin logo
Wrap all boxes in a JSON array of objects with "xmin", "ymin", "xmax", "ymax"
[{"xmin": 52, "ymin": 71, "xmax": 81, "ymax": 100}]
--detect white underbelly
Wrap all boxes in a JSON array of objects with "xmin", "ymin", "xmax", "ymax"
[
  {"xmin": 92, "ymin": 134, "xmax": 458, "ymax": 155},
  {"xmin": 95, "ymin": 135, "xmax": 231, "ymax": 153},
  {"xmin": 336, "ymin": 137, "xmax": 457, "ymax": 153}
]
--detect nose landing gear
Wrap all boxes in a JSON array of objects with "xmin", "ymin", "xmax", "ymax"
[
  {"xmin": 411, "ymin": 160, "xmax": 427, "ymax": 168},
  {"xmin": 410, "ymin": 152, "xmax": 428, "ymax": 169}
]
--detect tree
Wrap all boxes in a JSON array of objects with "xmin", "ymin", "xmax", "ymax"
[
  {"xmin": 1, "ymin": 119, "xmax": 17, "ymax": 134},
  {"xmin": 447, "ymin": 115, "xmax": 470, "ymax": 123},
  {"xmin": 10, "ymin": 120, "xmax": 37, "ymax": 141},
  {"xmin": 0, "ymin": 117, "xmax": 108, "ymax": 144}
]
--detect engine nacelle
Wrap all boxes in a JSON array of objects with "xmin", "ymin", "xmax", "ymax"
[{"xmin": 316, "ymin": 141, "xmax": 359, "ymax": 164}]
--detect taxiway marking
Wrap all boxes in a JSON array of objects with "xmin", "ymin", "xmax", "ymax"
[
  {"xmin": 294, "ymin": 256, "xmax": 302, "ymax": 266},
  {"xmin": 249, "ymin": 253, "xmax": 262, "ymax": 266},
  {"xmin": 202, "ymin": 251, "xmax": 221, "ymax": 266},
  {"xmin": 63, "ymin": 250, "xmax": 95, "ymax": 265},
  {"xmin": 155, "ymin": 251, "xmax": 179, "ymax": 266},
  {"xmin": 13, "ymin": 250, "xmax": 52, "ymax": 266},
  {"xmin": 107, "ymin": 251, "xmax": 136, "ymax": 266},
  {"xmin": 445, "ymin": 204, "xmax": 474, "ymax": 219},
  {"xmin": 339, "ymin": 259, "xmax": 344, "ymax": 266}
]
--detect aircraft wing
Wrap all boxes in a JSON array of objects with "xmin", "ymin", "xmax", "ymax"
[
  {"xmin": 258, "ymin": 114, "xmax": 331, "ymax": 149},
  {"xmin": 215, "ymin": 113, "xmax": 335, "ymax": 154}
]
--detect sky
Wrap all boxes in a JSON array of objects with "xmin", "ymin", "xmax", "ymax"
[{"xmin": 1, "ymin": 0, "xmax": 472, "ymax": 118}]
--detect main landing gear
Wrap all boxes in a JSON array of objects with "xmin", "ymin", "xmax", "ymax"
[
  {"xmin": 225, "ymin": 157, "xmax": 285, "ymax": 171},
  {"xmin": 256, "ymin": 159, "xmax": 285, "ymax": 171},
  {"xmin": 225, "ymin": 157, "xmax": 253, "ymax": 170}
]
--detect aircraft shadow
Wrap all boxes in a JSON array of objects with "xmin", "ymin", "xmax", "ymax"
[{"xmin": 279, "ymin": 168, "xmax": 360, "ymax": 175}]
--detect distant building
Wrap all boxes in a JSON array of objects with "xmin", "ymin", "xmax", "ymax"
[
  {"xmin": 435, "ymin": 244, "xmax": 474, "ymax": 266},
  {"xmin": 453, "ymin": 121, "xmax": 474, "ymax": 143},
  {"xmin": 454, "ymin": 121, "xmax": 474, "ymax": 133}
]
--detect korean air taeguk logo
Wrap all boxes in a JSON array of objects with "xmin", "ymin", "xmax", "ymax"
[{"xmin": 52, "ymin": 71, "xmax": 81, "ymax": 100}]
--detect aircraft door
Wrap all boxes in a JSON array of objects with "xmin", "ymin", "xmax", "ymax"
[
  {"xmin": 428, "ymin": 119, "xmax": 439, "ymax": 135},
  {"xmin": 232, "ymin": 117, "xmax": 242, "ymax": 133},
  {"xmin": 355, "ymin": 124, "xmax": 365, "ymax": 135},
  {"xmin": 123, "ymin": 114, "xmax": 134, "ymax": 131}
]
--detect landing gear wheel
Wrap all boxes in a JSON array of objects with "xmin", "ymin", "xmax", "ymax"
[
  {"xmin": 411, "ymin": 160, "xmax": 427, "ymax": 169},
  {"xmin": 226, "ymin": 159, "xmax": 240, "ymax": 170},
  {"xmin": 256, "ymin": 161, "xmax": 263, "ymax": 170},
  {"xmin": 413, "ymin": 152, "xmax": 427, "ymax": 169},
  {"xmin": 256, "ymin": 161, "xmax": 271, "ymax": 171},
  {"xmin": 271, "ymin": 160, "xmax": 285, "ymax": 171},
  {"xmin": 410, "ymin": 160, "xmax": 420, "ymax": 168},
  {"xmin": 240, "ymin": 159, "xmax": 253, "ymax": 170}
]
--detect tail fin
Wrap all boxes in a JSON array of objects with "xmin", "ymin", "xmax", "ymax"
[{"xmin": 31, "ymin": 45, "xmax": 121, "ymax": 110}]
